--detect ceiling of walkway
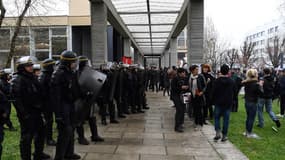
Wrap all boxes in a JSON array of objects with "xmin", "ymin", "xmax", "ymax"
[{"xmin": 111, "ymin": 0, "xmax": 185, "ymax": 55}]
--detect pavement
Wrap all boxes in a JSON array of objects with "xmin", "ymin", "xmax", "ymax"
[{"xmin": 45, "ymin": 92, "xmax": 248, "ymax": 160}]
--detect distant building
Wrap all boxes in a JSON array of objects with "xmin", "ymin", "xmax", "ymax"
[{"xmin": 245, "ymin": 19, "xmax": 285, "ymax": 68}]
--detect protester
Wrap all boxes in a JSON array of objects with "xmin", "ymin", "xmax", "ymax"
[
  {"xmin": 189, "ymin": 65, "xmax": 206, "ymax": 131},
  {"xmin": 257, "ymin": 68, "xmax": 281, "ymax": 128},
  {"xmin": 171, "ymin": 68, "xmax": 189, "ymax": 132},
  {"xmin": 212, "ymin": 64, "xmax": 236, "ymax": 142},
  {"xmin": 242, "ymin": 69, "xmax": 263, "ymax": 138}
]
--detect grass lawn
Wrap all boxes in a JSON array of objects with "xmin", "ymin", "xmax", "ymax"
[
  {"xmin": 2, "ymin": 97, "xmax": 285, "ymax": 159},
  {"xmin": 228, "ymin": 96, "xmax": 285, "ymax": 160}
]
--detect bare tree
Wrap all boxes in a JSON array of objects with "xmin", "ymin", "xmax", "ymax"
[
  {"xmin": 240, "ymin": 41, "xmax": 256, "ymax": 69},
  {"xmin": 224, "ymin": 48, "xmax": 239, "ymax": 69},
  {"xmin": 203, "ymin": 17, "xmax": 229, "ymax": 72},
  {"xmin": 266, "ymin": 36, "xmax": 285, "ymax": 68},
  {"xmin": 5, "ymin": 0, "xmax": 32, "ymax": 67},
  {"xmin": 0, "ymin": 0, "xmax": 6, "ymax": 27}
]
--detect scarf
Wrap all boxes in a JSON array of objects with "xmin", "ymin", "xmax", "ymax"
[{"xmin": 190, "ymin": 74, "xmax": 198, "ymax": 98}]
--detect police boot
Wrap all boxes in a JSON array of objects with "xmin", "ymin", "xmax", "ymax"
[
  {"xmin": 89, "ymin": 117, "xmax": 104, "ymax": 142},
  {"xmin": 33, "ymin": 152, "xmax": 51, "ymax": 160}
]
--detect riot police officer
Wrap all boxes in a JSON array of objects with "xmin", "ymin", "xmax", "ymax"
[
  {"xmin": 0, "ymin": 69, "xmax": 16, "ymax": 131},
  {"xmin": 76, "ymin": 56, "xmax": 104, "ymax": 145},
  {"xmin": 38, "ymin": 59, "xmax": 57, "ymax": 146},
  {"xmin": 51, "ymin": 51, "xmax": 81, "ymax": 160},
  {"xmin": 11, "ymin": 56, "xmax": 50, "ymax": 160}
]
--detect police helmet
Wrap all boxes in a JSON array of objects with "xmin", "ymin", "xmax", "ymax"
[
  {"xmin": 60, "ymin": 50, "xmax": 77, "ymax": 63},
  {"xmin": 41, "ymin": 59, "xmax": 55, "ymax": 72},
  {"xmin": 16, "ymin": 56, "xmax": 38, "ymax": 72}
]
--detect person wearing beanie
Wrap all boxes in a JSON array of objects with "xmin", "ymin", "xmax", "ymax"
[{"xmin": 211, "ymin": 64, "xmax": 236, "ymax": 142}]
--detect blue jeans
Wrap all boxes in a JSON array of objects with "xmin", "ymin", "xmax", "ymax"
[
  {"xmin": 257, "ymin": 98, "xmax": 278, "ymax": 127},
  {"xmin": 214, "ymin": 106, "xmax": 231, "ymax": 136},
  {"xmin": 245, "ymin": 101, "xmax": 258, "ymax": 133}
]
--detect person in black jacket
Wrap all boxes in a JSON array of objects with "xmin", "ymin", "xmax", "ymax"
[
  {"xmin": 278, "ymin": 69, "xmax": 285, "ymax": 117},
  {"xmin": 257, "ymin": 68, "xmax": 280, "ymax": 128},
  {"xmin": 0, "ymin": 76, "xmax": 11, "ymax": 159},
  {"xmin": 189, "ymin": 65, "xmax": 207, "ymax": 131},
  {"xmin": 171, "ymin": 68, "xmax": 189, "ymax": 133},
  {"xmin": 51, "ymin": 51, "xmax": 81, "ymax": 160},
  {"xmin": 11, "ymin": 56, "xmax": 50, "ymax": 160},
  {"xmin": 0, "ymin": 70, "xmax": 16, "ymax": 131},
  {"xmin": 38, "ymin": 59, "xmax": 57, "ymax": 146},
  {"xmin": 201, "ymin": 64, "xmax": 215, "ymax": 121},
  {"xmin": 212, "ymin": 64, "xmax": 235, "ymax": 142},
  {"xmin": 242, "ymin": 69, "xmax": 263, "ymax": 139}
]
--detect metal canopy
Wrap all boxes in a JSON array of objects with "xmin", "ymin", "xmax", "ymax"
[{"xmin": 110, "ymin": 0, "xmax": 185, "ymax": 55}]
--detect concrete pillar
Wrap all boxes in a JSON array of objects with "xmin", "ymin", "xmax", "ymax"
[
  {"xmin": 187, "ymin": 0, "xmax": 204, "ymax": 65},
  {"xmin": 123, "ymin": 38, "xmax": 131, "ymax": 57},
  {"xmin": 170, "ymin": 38, "xmax": 178, "ymax": 67},
  {"xmin": 161, "ymin": 55, "xmax": 165, "ymax": 68},
  {"xmin": 134, "ymin": 49, "xmax": 139, "ymax": 64},
  {"xmin": 90, "ymin": 0, "xmax": 108, "ymax": 68},
  {"xmin": 164, "ymin": 51, "xmax": 170, "ymax": 67}
]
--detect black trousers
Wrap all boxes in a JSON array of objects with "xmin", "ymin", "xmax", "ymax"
[
  {"xmin": 204, "ymin": 99, "xmax": 213, "ymax": 120},
  {"xmin": 231, "ymin": 95, "xmax": 239, "ymax": 112},
  {"xmin": 54, "ymin": 124, "xmax": 74, "ymax": 160},
  {"xmin": 4, "ymin": 103, "xmax": 13, "ymax": 129},
  {"xmin": 0, "ymin": 124, "xmax": 4, "ymax": 160},
  {"xmin": 19, "ymin": 115, "xmax": 45, "ymax": 160},
  {"xmin": 173, "ymin": 96, "xmax": 185, "ymax": 129},
  {"xmin": 280, "ymin": 95, "xmax": 285, "ymax": 115},
  {"xmin": 192, "ymin": 97, "xmax": 204, "ymax": 126},
  {"xmin": 76, "ymin": 117, "xmax": 99, "ymax": 139},
  {"xmin": 43, "ymin": 111, "xmax": 54, "ymax": 141}
]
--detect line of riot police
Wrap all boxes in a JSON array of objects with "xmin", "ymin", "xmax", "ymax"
[{"xmin": 0, "ymin": 50, "xmax": 150, "ymax": 160}]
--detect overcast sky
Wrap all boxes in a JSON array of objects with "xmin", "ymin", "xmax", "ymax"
[{"xmin": 205, "ymin": 0, "xmax": 283, "ymax": 47}]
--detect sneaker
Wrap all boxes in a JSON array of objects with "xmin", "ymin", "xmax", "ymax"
[
  {"xmin": 275, "ymin": 120, "xmax": 281, "ymax": 128},
  {"xmin": 256, "ymin": 124, "xmax": 264, "ymax": 128},
  {"xmin": 246, "ymin": 133, "xmax": 260, "ymax": 139},
  {"xmin": 276, "ymin": 114, "xmax": 284, "ymax": 118},
  {"xmin": 213, "ymin": 132, "xmax": 221, "ymax": 141},
  {"xmin": 221, "ymin": 135, "xmax": 228, "ymax": 142}
]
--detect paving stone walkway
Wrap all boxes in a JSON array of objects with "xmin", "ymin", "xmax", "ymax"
[{"xmin": 46, "ymin": 92, "xmax": 248, "ymax": 160}]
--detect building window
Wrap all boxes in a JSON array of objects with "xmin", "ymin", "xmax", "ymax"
[
  {"xmin": 0, "ymin": 28, "xmax": 10, "ymax": 50},
  {"xmin": 275, "ymin": 26, "xmax": 279, "ymax": 32},
  {"xmin": 261, "ymin": 40, "xmax": 265, "ymax": 45},
  {"xmin": 33, "ymin": 28, "xmax": 49, "ymax": 50},
  {"xmin": 52, "ymin": 37, "xmax": 67, "ymax": 55}
]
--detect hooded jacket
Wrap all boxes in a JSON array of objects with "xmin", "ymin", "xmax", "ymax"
[
  {"xmin": 211, "ymin": 76, "xmax": 236, "ymax": 108},
  {"xmin": 260, "ymin": 75, "xmax": 274, "ymax": 99}
]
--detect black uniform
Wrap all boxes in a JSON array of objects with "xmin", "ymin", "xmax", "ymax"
[
  {"xmin": 38, "ymin": 61, "xmax": 56, "ymax": 146},
  {"xmin": 51, "ymin": 51, "xmax": 80, "ymax": 160},
  {"xmin": 0, "ymin": 86, "xmax": 10, "ymax": 159},
  {"xmin": 11, "ymin": 70, "xmax": 47, "ymax": 160},
  {"xmin": 76, "ymin": 57, "xmax": 104, "ymax": 144},
  {"xmin": 0, "ymin": 74, "xmax": 15, "ymax": 130}
]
